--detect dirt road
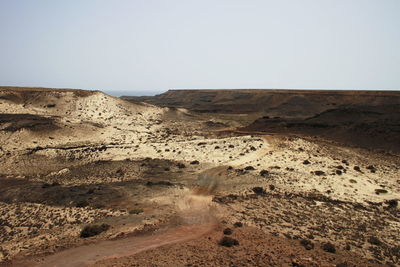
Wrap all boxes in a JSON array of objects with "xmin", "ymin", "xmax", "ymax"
[{"xmin": 14, "ymin": 223, "xmax": 216, "ymax": 267}]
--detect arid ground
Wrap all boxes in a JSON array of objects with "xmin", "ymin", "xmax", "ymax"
[{"xmin": 0, "ymin": 87, "xmax": 399, "ymax": 266}]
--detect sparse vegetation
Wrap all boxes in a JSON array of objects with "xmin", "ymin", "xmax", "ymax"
[
  {"xmin": 233, "ymin": 222, "xmax": 243, "ymax": 228},
  {"xmin": 129, "ymin": 208, "xmax": 144, "ymax": 215},
  {"xmin": 76, "ymin": 200, "xmax": 89, "ymax": 208},
  {"xmin": 80, "ymin": 224, "xmax": 110, "ymax": 238},
  {"xmin": 321, "ymin": 242, "xmax": 336, "ymax": 253},
  {"xmin": 252, "ymin": 187, "xmax": 266, "ymax": 195},
  {"xmin": 259, "ymin": 169, "xmax": 269, "ymax": 177},
  {"xmin": 219, "ymin": 236, "xmax": 239, "ymax": 247},
  {"xmin": 177, "ymin": 163, "xmax": 186, "ymax": 169},
  {"xmin": 300, "ymin": 239, "xmax": 314, "ymax": 250},
  {"xmin": 1, "ymin": 87, "xmax": 399, "ymax": 266},
  {"xmin": 375, "ymin": 189, "xmax": 388, "ymax": 195},
  {"xmin": 223, "ymin": 228, "xmax": 233, "ymax": 235}
]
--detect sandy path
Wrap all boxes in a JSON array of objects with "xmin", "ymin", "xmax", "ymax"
[{"xmin": 29, "ymin": 223, "xmax": 216, "ymax": 267}]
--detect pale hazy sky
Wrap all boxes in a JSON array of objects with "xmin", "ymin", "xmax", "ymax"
[{"xmin": 0, "ymin": 0, "xmax": 399, "ymax": 95}]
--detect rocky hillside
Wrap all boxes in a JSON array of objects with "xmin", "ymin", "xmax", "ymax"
[{"xmin": 0, "ymin": 86, "xmax": 165, "ymax": 153}]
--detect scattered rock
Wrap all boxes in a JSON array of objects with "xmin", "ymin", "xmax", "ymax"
[
  {"xmin": 259, "ymin": 170, "xmax": 269, "ymax": 177},
  {"xmin": 303, "ymin": 160, "xmax": 311, "ymax": 165},
  {"xmin": 190, "ymin": 160, "xmax": 199, "ymax": 165},
  {"xmin": 314, "ymin": 171, "xmax": 325, "ymax": 176}
]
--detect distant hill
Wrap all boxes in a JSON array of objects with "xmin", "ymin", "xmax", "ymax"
[
  {"xmin": 122, "ymin": 89, "xmax": 400, "ymax": 118},
  {"xmin": 123, "ymin": 89, "xmax": 400, "ymax": 153}
]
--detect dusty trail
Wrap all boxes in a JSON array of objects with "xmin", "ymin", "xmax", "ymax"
[{"xmin": 23, "ymin": 223, "xmax": 216, "ymax": 267}]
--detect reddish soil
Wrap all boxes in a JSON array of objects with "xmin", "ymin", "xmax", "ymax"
[{"xmin": 95, "ymin": 226, "xmax": 382, "ymax": 267}]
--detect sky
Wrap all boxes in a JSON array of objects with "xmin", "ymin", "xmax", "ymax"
[{"xmin": 0, "ymin": 0, "xmax": 399, "ymax": 96}]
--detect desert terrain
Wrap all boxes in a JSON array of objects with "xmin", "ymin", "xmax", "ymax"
[{"xmin": 0, "ymin": 87, "xmax": 399, "ymax": 266}]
